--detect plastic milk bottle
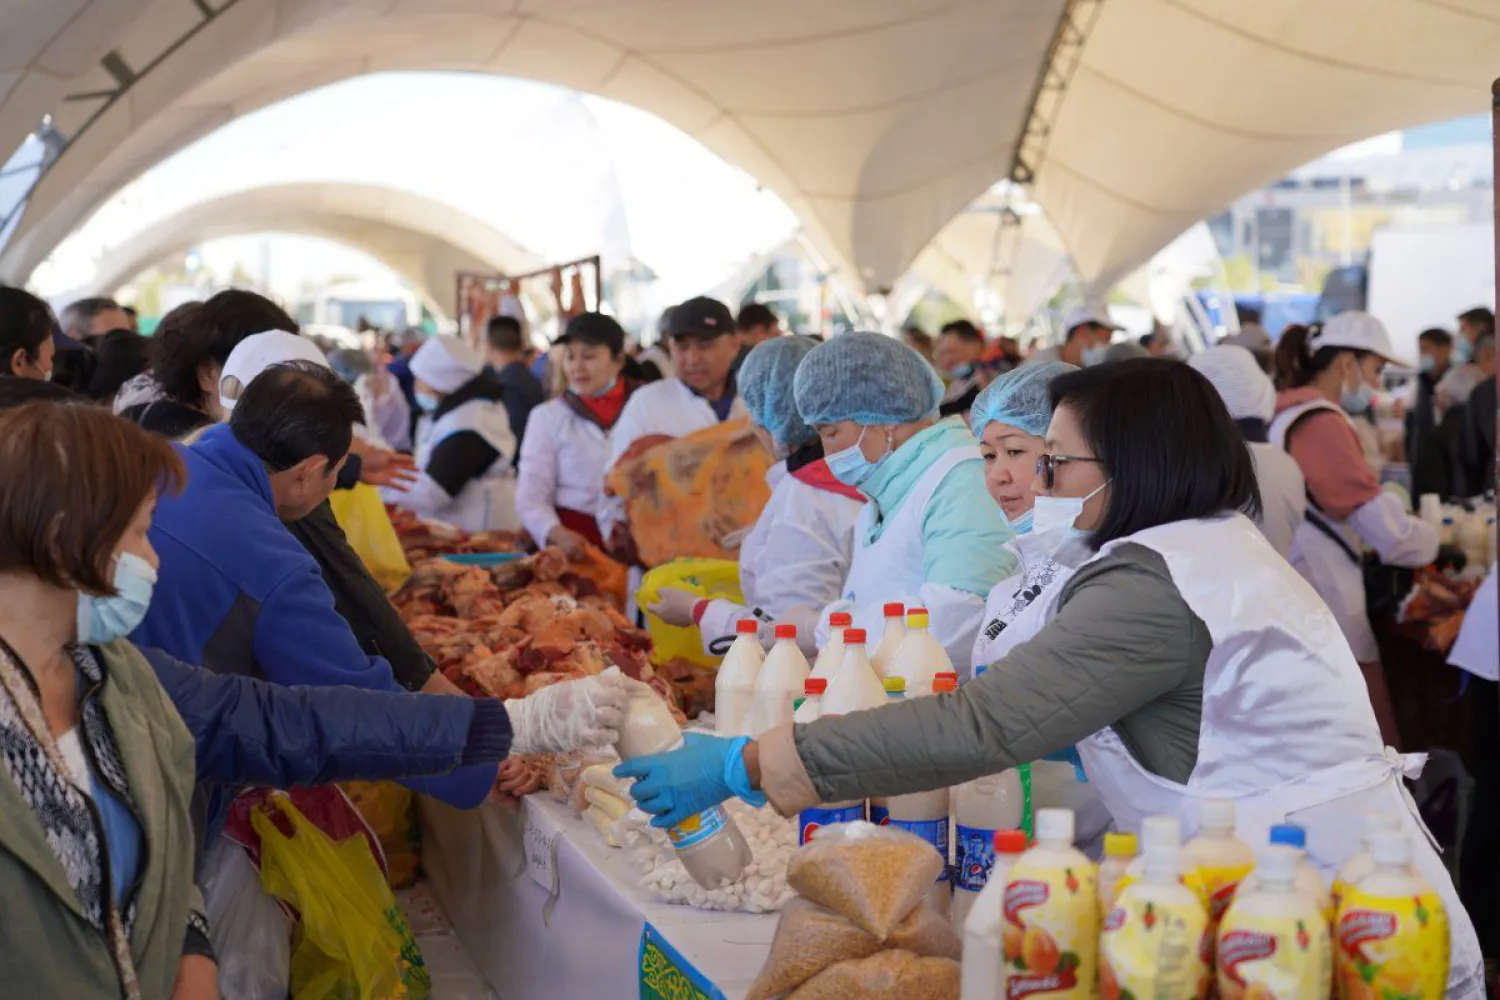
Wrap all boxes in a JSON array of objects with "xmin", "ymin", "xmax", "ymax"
[
  {"xmin": 1002, "ymin": 808, "xmax": 1098, "ymax": 998},
  {"xmin": 868, "ymin": 677, "xmax": 907, "ymax": 825},
  {"xmin": 1331, "ymin": 812, "xmax": 1403, "ymax": 912},
  {"xmin": 1217, "ymin": 846, "xmax": 1332, "ymax": 1000},
  {"xmin": 809, "ymin": 611, "xmax": 853, "ymax": 682},
  {"xmin": 715, "ymin": 618, "xmax": 763, "ymax": 737},
  {"xmin": 870, "ymin": 601, "xmax": 906, "ymax": 679},
  {"xmin": 889, "ymin": 607, "xmax": 953, "ymax": 696},
  {"xmin": 615, "ymin": 684, "xmax": 749, "ymax": 888},
  {"xmin": 1238, "ymin": 824, "xmax": 1333, "ymax": 924},
  {"xmin": 748, "ymin": 623, "xmax": 810, "ymax": 735},
  {"xmin": 886, "ymin": 673, "xmax": 955, "ymax": 918},
  {"xmin": 1100, "ymin": 816, "xmax": 1211, "ymax": 1000},
  {"xmin": 1334, "ymin": 832, "xmax": 1450, "ymax": 1000},
  {"xmin": 792, "ymin": 677, "xmax": 826, "ymax": 724},
  {"xmin": 961, "ymin": 829, "xmax": 1028, "ymax": 1000},
  {"xmin": 798, "ymin": 629, "xmax": 884, "ymax": 844},
  {"xmin": 1096, "ymin": 831, "xmax": 1138, "ymax": 920},
  {"xmin": 952, "ymin": 662, "xmax": 1026, "ymax": 930}
]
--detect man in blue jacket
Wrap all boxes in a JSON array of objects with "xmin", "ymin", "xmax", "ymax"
[{"xmin": 133, "ymin": 361, "xmax": 508, "ymax": 824}]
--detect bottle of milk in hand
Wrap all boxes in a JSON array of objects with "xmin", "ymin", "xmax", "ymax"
[
  {"xmin": 715, "ymin": 618, "xmax": 763, "ymax": 738},
  {"xmin": 615, "ymin": 684, "xmax": 750, "ymax": 888}
]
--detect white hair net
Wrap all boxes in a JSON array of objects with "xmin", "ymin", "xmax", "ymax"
[
  {"xmin": 410, "ymin": 335, "xmax": 484, "ymax": 394},
  {"xmin": 1188, "ymin": 345, "xmax": 1275, "ymax": 423},
  {"xmin": 738, "ymin": 335, "xmax": 818, "ymax": 447},
  {"xmin": 969, "ymin": 361, "xmax": 1077, "ymax": 437},
  {"xmin": 794, "ymin": 331, "xmax": 944, "ymax": 426}
]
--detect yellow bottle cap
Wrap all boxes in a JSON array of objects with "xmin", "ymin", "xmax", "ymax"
[
  {"xmin": 883, "ymin": 677, "xmax": 906, "ymax": 694},
  {"xmin": 906, "ymin": 611, "xmax": 930, "ymax": 629},
  {"xmin": 1104, "ymin": 831, "xmax": 1138, "ymax": 858}
]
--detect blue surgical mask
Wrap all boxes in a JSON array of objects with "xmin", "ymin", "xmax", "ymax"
[
  {"xmin": 947, "ymin": 363, "xmax": 976, "ymax": 380},
  {"xmin": 1341, "ymin": 381, "xmax": 1374, "ymax": 414},
  {"xmin": 1455, "ymin": 337, "xmax": 1474, "ymax": 364},
  {"xmin": 1419, "ymin": 354, "xmax": 1436, "ymax": 374},
  {"xmin": 414, "ymin": 390, "xmax": 441, "ymax": 413},
  {"xmin": 1010, "ymin": 509, "xmax": 1035, "ymax": 535},
  {"xmin": 1081, "ymin": 345, "xmax": 1109, "ymax": 367},
  {"xmin": 77, "ymin": 553, "xmax": 156, "ymax": 644},
  {"xmin": 826, "ymin": 428, "xmax": 888, "ymax": 488}
]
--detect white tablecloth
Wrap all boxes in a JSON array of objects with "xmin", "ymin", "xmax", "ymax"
[{"xmin": 421, "ymin": 795, "xmax": 776, "ymax": 1000}]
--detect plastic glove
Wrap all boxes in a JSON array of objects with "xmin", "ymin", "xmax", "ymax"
[
  {"xmin": 649, "ymin": 586, "xmax": 700, "ymax": 627},
  {"xmin": 504, "ymin": 672, "xmax": 628, "ymax": 753},
  {"xmin": 1042, "ymin": 744, "xmax": 1089, "ymax": 784},
  {"xmin": 613, "ymin": 731, "xmax": 766, "ymax": 829}
]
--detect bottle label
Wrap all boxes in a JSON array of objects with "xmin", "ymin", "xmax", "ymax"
[
  {"xmin": 798, "ymin": 803, "xmax": 865, "ymax": 845},
  {"xmin": 1100, "ymin": 890, "xmax": 1211, "ymax": 1000},
  {"xmin": 1195, "ymin": 862, "xmax": 1254, "ymax": 923},
  {"xmin": 955, "ymin": 824, "xmax": 996, "ymax": 893},
  {"xmin": 1217, "ymin": 911, "xmax": 1332, "ymax": 999},
  {"xmin": 667, "ymin": 806, "xmax": 728, "ymax": 851},
  {"xmin": 1335, "ymin": 889, "xmax": 1449, "ymax": 1000},
  {"xmin": 889, "ymin": 816, "xmax": 949, "ymax": 883},
  {"xmin": 1003, "ymin": 861, "xmax": 1099, "ymax": 998}
]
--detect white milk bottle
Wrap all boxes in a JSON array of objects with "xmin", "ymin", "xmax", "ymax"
[
  {"xmin": 615, "ymin": 684, "xmax": 750, "ymax": 888},
  {"xmin": 798, "ymin": 629, "xmax": 884, "ymax": 844},
  {"xmin": 870, "ymin": 601, "xmax": 906, "ymax": 679},
  {"xmin": 792, "ymin": 677, "xmax": 825, "ymax": 724},
  {"xmin": 808, "ymin": 611, "xmax": 852, "ymax": 682},
  {"xmin": 960, "ymin": 828, "xmax": 1028, "ymax": 1000},
  {"xmin": 889, "ymin": 607, "xmax": 953, "ymax": 696},
  {"xmin": 1238, "ymin": 823, "xmax": 1333, "ymax": 923},
  {"xmin": 1217, "ymin": 846, "xmax": 1332, "ymax": 1000},
  {"xmin": 748, "ymin": 623, "xmax": 810, "ymax": 736},
  {"xmin": 1332, "ymin": 812, "xmax": 1403, "ymax": 912},
  {"xmin": 952, "ymin": 767, "xmax": 1026, "ymax": 929},
  {"xmin": 714, "ymin": 618, "xmax": 763, "ymax": 737},
  {"xmin": 869, "ymin": 677, "xmax": 908, "ymax": 825}
]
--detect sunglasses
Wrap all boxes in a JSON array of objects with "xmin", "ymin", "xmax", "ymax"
[{"xmin": 1036, "ymin": 453, "xmax": 1101, "ymax": 491}]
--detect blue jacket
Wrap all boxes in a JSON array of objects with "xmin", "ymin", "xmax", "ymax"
[{"xmin": 132, "ymin": 424, "xmax": 496, "ymax": 810}]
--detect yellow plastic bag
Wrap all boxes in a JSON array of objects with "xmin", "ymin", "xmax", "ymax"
[
  {"xmin": 329, "ymin": 484, "xmax": 412, "ymax": 593},
  {"xmin": 340, "ymin": 781, "xmax": 419, "ymax": 890},
  {"xmin": 638, "ymin": 558, "xmax": 744, "ymax": 669},
  {"xmin": 252, "ymin": 794, "xmax": 431, "ymax": 1000}
]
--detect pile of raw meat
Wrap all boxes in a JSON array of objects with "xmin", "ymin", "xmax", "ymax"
[{"xmin": 387, "ymin": 507, "xmax": 530, "ymax": 562}]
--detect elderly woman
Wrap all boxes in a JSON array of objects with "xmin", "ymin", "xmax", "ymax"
[
  {"xmin": 794, "ymin": 332, "xmax": 1015, "ymax": 673},
  {"xmin": 649, "ymin": 336, "xmax": 865, "ymax": 656}
]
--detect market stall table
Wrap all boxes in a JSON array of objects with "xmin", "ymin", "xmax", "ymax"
[{"xmin": 421, "ymin": 794, "xmax": 778, "ymax": 1000}]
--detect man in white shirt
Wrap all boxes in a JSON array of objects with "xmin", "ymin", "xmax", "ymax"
[{"xmin": 1028, "ymin": 306, "xmax": 1118, "ymax": 368}]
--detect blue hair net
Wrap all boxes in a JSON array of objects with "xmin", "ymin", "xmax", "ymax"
[
  {"xmin": 968, "ymin": 361, "xmax": 1077, "ymax": 437},
  {"xmin": 738, "ymin": 336, "xmax": 818, "ymax": 447},
  {"xmin": 794, "ymin": 332, "xmax": 945, "ymax": 426}
]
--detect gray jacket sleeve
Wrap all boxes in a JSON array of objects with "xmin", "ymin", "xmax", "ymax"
[{"xmin": 792, "ymin": 543, "xmax": 1208, "ymax": 805}]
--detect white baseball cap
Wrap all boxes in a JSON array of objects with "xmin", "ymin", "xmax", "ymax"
[
  {"xmin": 1064, "ymin": 305, "xmax": 1122, "ymax": 335},
  {"xmin": 1308, "ymin": 311, "xmax": 1413, "ymax": 369},
  {"xmin": 219, "ymin": 330, "xmax": 330, "ymax": 413}
]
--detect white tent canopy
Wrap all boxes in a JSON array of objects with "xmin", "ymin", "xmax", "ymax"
[{"xmin": 1, "ymin": 0, "xmax": 1497, "ymax": 310}]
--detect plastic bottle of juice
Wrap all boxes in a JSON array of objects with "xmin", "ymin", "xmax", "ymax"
[
  {"xmin": 1002, "ymin": 808, "xmax": 1098, "ymax": 998},
  {"xmin": 888, "ymin": 607, "xmax": 953, "ymax": 696},
  {"xmin": 1100, "ymin": 816, "xmax": 1211, "ymax": 1000},
  {"xmin": 1238, "ymin": 824, "xmax": 1333, "ymax": 923},
  {"xmin": 1331, "ymin": 812, "xmax": 1403, "ymax": 913},
  {"xmin": 870, "ymin": 601, "xmax": 906, "ymax": 679},
  {"xmin": 868, "ymin": 677, "xmax": 907, "ymax": 826},
  {"xmin": 747, "ymin": 623, "xmax": 810, "ymax": 736},
  {"xmin": 960, "ymin": 829, "xmax": 1028, "ymax": 1000},
  {"xmin": 715, "ymin": 618, "xmax": 764, "ymax": 738},
  {"xmin": 615, "ymin": 684, "xmax": 750, "ymax": 888},
  {"xmin": 887, "ymin": 674, "xmax": 953, "ymax": 919},
  {"xmin": 1096, "ymin": 831, "xmax": 1138, "ymax": 919},
  {"xmin": 798, "ymin": 629, "xmax": 883, "ymax": 844},
  {"xmin": 1334, "ymin": 832, "xmax": 1450, "ymax": 1000},
  {"xmin": 808, "ymin": 611, "xmax": 853, "ymax": 682},
  {"xmin": 792, "ymin": 677, "xmax": 826, "ymax": 724},
  {"xmin": 1181, "ymin": 798, "xmax": 1256, "ymax": 925},
  {"xmin": 1217, "ymin": 845, "xmax": 1332, "ymax": 1000}
]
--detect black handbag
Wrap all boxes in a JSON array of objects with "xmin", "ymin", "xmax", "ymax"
[{"xmin": 1303, "ymin": 506, "xmax": 1413, "ymax": 621}]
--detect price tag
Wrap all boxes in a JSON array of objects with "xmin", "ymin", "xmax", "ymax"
[{"xmin": 522, "ymin": 813, "xmax": 562, "ymax": 905}]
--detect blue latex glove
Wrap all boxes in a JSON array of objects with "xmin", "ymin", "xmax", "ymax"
[
  {"xmin": 1042, "ymin": 744, "xmax": 1089, "ymax": 784},
  {"xmin": 613, "ymin": 732, "xmax": 766, "ymax": 829}
]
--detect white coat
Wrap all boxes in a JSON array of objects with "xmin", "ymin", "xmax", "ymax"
[
  {"xmin": 597, "ymin": 378, "xmax": 747, "ymax": 539},
  {"xmin": 1247, "ymin": 441, "xmax": 1305, "ymax": 560},
  {"xmin": 515, "ymin": 397, "xmax": 611, "ymax": 549},
  {"xmin": 1271, "ymin": 399, "xmax": 1439, "ymax": 661},
  {"xmin": 697, "ymin": 461, "xmax": 863, "ymax": 657},
  {"xmin": 387, "ymin": 398, "xmax": 519, "ymax": 533},
  {"xmin": 1449, "ymin": 570, "xmax": 1497, "ymax": 682},
  {"xmin": 819, "ymin": 445, "xmax": 986, "ymax": 675}
]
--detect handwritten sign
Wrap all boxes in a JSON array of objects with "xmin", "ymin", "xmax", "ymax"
[{"xmin": 522, "ymin": 813, "xmax": 561, "ymax": 899}]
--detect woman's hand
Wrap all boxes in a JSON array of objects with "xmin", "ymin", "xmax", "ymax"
[
  {"xmin": 171, "ymin": 955, "xmax": 219, "ymax": 1000},
  {"xmin": 546, "ymin": 525, "xmax": 590, "ymax": 560},
  {"xmin": 613, "ymin": 732, "xmax": 764, "ymax": 829},
  {"xmin": 504, "ymin": 671, "xmax": 629, "ymax": 753},
  {"xmin": 486, "ymin": 757, "xmax": 544, "ymax": 808},
  {"xmin": 648, "ymin": 587, "xmax": 700, "ymax": 627}
]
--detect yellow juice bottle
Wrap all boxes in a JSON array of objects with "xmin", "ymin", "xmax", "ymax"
[
  {"xmin": 1096, "ymin": 832, "xmax": 1138, "ymax": 920},
  {"xmin": 1100, "ymin": 816, "xmax": 1211, "ymax": 1000},
  {"xmin": 1334, "ymin": 832, "xmax": 1449, "ymax": 1000},
  {"xmin": 1182, "ymin": 799, "xmax": 1256, "ymax": 925},
  {"xmin": 1330, "ymin": 812, "xmax": 1402, "ymax": 914},
  {"xmin": 1217, "ymin": 846, "xmax": 1331, "ymax": 1000},
  {"xmin": 1003, "ymin": 808, "xmax": 1099, "ymax": 998}
]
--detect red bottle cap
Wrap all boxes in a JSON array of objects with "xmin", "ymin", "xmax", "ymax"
[
  {"xmin": 994, "ymin": 829, "xmax": 1029, "ymax": 853},
  {"xmin": 843, "ymin": 628, "xmax": 867, "ymax": 644},
  {"xmin": 804, "ymin": 677, "xmax": 828, "ymax": 695},
  {"xmin": 933, "ymin": 673, "xmax": 958, "ymax": 693},
  {"xmin": 775, "ymin": 623, "xmax": 797, "ymax": 640},
  {"xmin": 736, "ymin": 619, "xmax": 759, "ymax": 634},
  {"xmin": 908, "ymin": 606, "xmax": 929, "ymax": 616},
  {"xmin": 882, "ymin": 602, "xmax": 905, "ymax": 617},
  {"xmin": 829, "ymin": 611, "xmax": 853, "ymax": 627}
]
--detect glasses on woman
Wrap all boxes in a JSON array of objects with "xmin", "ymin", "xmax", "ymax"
[{"xmin": 1035, "ymin": 453, "xmax": 1101, "ymax": 491}]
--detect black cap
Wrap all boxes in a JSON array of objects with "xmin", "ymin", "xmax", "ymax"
[
  {"xmin": 666, "ymin": 296, "xmax": 735, "ymax": 341},
  {"xmin": 556, "ymin": 312, "xmax": 625, "ymax": 353}
]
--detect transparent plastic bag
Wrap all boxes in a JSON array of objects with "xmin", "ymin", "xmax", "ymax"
[
  {"xmin": 201, "ymin": 837, "xmax": 292, "ymax": 1000},
  {"xmin": 787, "ymin": 949, "xmax": 961, "ymax": 1000},
  {"xmin": 786, "ymin": 821, "xmax": 945, "ymax": 939}
]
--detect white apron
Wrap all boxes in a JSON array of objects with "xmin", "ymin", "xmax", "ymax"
[
  {"xmin": 410, "ymin": 398, "xmax": 519, "ymax": 533},
  {"xmin": 826, "ymin": 445, "xmax": 984, "ymax": 671},
  {"xmin": 973, "ymin": 529, "xmax": 1113, "ymax": 857},
  {"xmin": 1071, "ymin": 513, "xmax": 1483, "ymax": 998}
]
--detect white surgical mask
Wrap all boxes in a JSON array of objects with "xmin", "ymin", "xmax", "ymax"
[
  {"xmin": 77, "ymin": 553, "xmax": 157, "ymax": 644},
  {"xmin": 1031, "ymin": 479, "xmax": 1110, "ymax": 537}
]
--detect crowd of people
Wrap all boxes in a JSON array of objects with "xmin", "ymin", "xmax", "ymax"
[{"xmin": 0, "ymin": 281, "xmax": 1494, "ymax": 998}]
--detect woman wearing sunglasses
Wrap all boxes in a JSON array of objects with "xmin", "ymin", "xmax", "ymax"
[{"xmin": 616, "ymin": 358, "xmax": 1482, "ymax": 1000}]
